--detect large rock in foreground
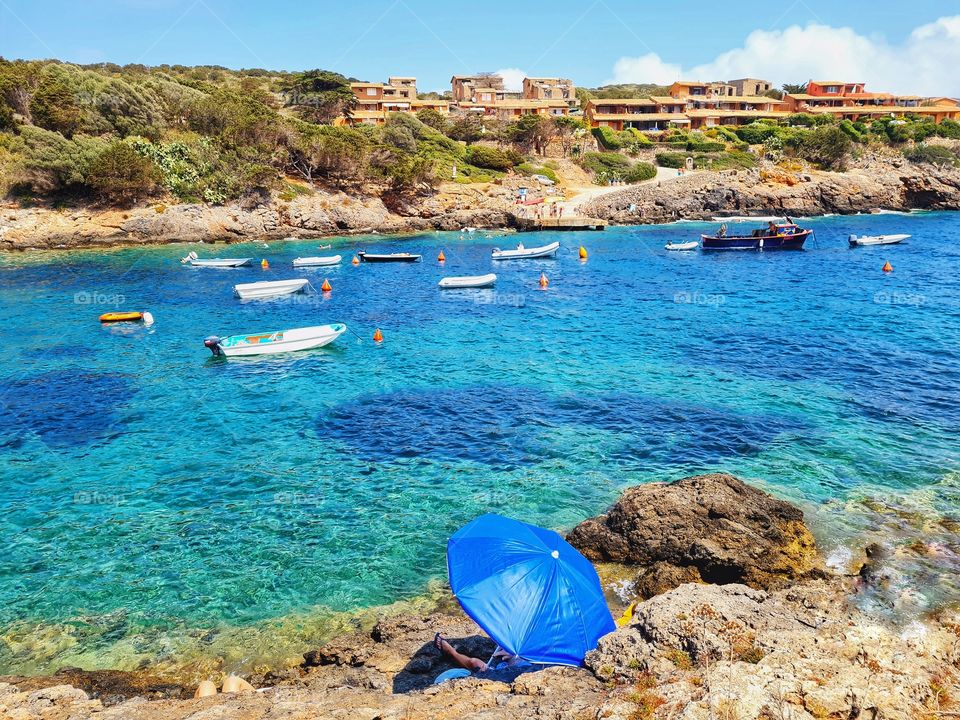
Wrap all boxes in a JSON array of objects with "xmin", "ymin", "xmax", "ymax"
[{"xmin": 568, "ymin": 473, "xmax": 822, "ymax": 597}]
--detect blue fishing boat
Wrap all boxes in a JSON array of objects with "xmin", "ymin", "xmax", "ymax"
[{"xmin": 701, "ymin": 219, "xmax": 811, "ymax": 251}]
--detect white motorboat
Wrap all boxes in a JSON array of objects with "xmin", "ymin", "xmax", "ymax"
[
  {"xmin": 438, "ymin": 273, "xmax": 497, "ymax": 289},
  {"xmin": 293, "ymin": 255, "xmax": 342, "ymax": 267},
  {"xmin": 848, "ymin": 234, "xmax": 910, "ymax": 247},
  {"xmin": 180, "ymin": 251, "xmax": 252, "ymax": 268},
  {"xmin": 357, "ymin": 251, "xmax": 422, "ymax": 263},
  {"xmin": 233, "ymin": 278, "xmax": 309, "ymax": 300},
  {"xmin": 665, "ymin": 241, "xmax": 699, "ymax": 251},
  {"xmin": 491, "ymin": 241, "xmax": 560, "ymax": 260},
  {"xmin": 204, "ymin": 323, "xmax": 346, "ymax": 357}
]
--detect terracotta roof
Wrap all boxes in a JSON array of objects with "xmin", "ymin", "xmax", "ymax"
[
  {"xmin": 587, "ymin": 98, "xmax": 656, "ymax": 107},
  {"xmin": 649, "ymin": 96, "xmax": 686, "ymax": 104},
  {"xmin": 592, "ymin": 112, "xmax": 691, "ymax": 122}
]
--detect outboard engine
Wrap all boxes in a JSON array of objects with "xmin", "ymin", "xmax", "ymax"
[{"xmin": 203, "ymin": 336, "xmax": 222, "ymax": 356}]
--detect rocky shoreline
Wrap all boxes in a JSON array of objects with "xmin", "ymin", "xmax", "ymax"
[
  {"xmin": 2, "ymin": 153, "xmax": 960, "ymax": 251},
  {"xmin": 3, "ymin": 473, "xmax": 959, "ymax": 720}
]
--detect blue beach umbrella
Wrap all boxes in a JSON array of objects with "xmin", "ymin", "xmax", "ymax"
[{"xmin": 446, "ymin": 513, "xmax": 615, "ymax": 666}]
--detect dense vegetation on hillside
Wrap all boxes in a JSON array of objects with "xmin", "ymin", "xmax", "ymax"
[{"xmin": 0, "ymin": 59, "xmax": 591, "ymax": 206}]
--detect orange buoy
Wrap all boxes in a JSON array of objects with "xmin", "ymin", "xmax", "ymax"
[
  {"xmin": 539, "ymin": 272, "xmax": 549, "ymax": 289},
  {"xmin": 373, "ymin": 328, "xmax": 383, "ymax": 343},
  {"xmin": 261, "ymin": 259, "xmax": 269, "ymax": 269},
  {"xmin": 321, "ymin": 278, "xmax": 332, "ymax": 292},
  {"xmin": 351, "ymin": 255, "xmax": 360, "ymax": 266},
  {"xmin": 438, "ymin": 250, "xmax": 446, "ymax": 263},
  {"xmin": 882, "ymin": 261, "xmax": 893, "ymax": 273},
  {"xmin": 578, "ymin": 246, "xmax": 588, "ymax": 260}
]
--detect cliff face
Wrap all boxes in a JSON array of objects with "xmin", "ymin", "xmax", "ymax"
[
  {"xmin": 580, "ymin": 158, "xmax": 960, "ymax": 224},
  {"xmin": 0, "ymin": 185, "xmax": 518, "ymax": 251}
]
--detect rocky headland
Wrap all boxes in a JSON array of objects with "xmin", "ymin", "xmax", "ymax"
[
  {"xmin": 3, "ymin": 473, "xmax": 959, "ymax": 720},
  {"xmin": 2, "ymin": 152, "xmax": 959, "ymax": 251}
]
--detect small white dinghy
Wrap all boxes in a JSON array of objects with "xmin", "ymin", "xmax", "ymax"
[
  {"xmin": 293, "ymin": 255, "xmax": 342, "ymax": 267},
  {"xmin": 848, "ymin": 234, "xmax": 910, "ymax": 247},
  {"xmin": 665, "ymin": 241, "xmax": 699, "ymax": 251},
  {"xmin": 181, "ymin": 251, "xmax": 252, "ymax": 268},
  {"xmin": 438, "ymin": 273, "xmax": 497, "ymax": 289},
  {"xmin": 491, "ymin": 241, "xmax": 560, "ymax": 260},
  {"xmin": 234, "ymin": 278, "xmax": 309, "ymax": 300},
  {"xmin": 204, "ymin": 323, "xmax": 346, "ymax": 357}
]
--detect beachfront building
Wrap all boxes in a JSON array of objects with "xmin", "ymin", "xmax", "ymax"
[
  {"xmin": 729, "ymin": 78, "xmax": 774, "ymax": 97},
  {"xmin": 783, "ymin": 81, "xmax": 960, "ymax": 123},
  {"xmin": 451, "ymin": 74, "xmax": 574, "ymax": 119},
  {"xmin": 340, "ymin": 76, "xmax": 449, "ymax": 125},
  {"xmin": 584, "ymin": 83, "xmax": 786, "ymax": 132},
  {"xmin": 583, "ymin": 97, "xmax": 689, "ymax": 132},
  {"xmin": 522, "ymin": 77, "xmax": 578, "ymax": 111}
]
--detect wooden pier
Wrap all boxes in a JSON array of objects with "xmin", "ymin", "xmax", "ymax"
[{"xmin": 515, "ymin": 217, "xmax": 607, "ymax": 232}]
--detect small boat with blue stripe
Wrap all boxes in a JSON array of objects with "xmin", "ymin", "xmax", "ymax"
[{"xmin": 204, "ymin": 323, "xmax": 346, "ymax": 357}]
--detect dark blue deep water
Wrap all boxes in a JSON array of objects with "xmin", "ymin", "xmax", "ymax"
[{"xmin": 1, "ymin": 212, "xmax": 959, "ymax": 673}]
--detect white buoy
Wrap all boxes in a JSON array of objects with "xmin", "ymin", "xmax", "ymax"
[{"xmin": 142, "ymin": 312, "xmax": 154, "ymax": 326}]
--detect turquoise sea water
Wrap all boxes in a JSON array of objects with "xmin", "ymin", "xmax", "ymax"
[{"xmin": 2, "ymin": 212, "xmax": 960, "ymax": 675}]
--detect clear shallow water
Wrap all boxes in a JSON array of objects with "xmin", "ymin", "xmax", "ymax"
[{"xmin": 2, "ymin": 213, "xmax": 960, "ymax": 675}]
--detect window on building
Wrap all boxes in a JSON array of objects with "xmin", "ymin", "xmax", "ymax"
[
  {"xmin": 366, "ymin": 87, "xmax": 377, "ymax": 96},
  {"xmin": 826, "ymin": 86, "xmax": 839, "ymax": 94}
]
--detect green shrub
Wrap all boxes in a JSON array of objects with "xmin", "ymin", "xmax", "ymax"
[
  {"xmin": 623, "ymin": 161, "xmax": 656, "ymax": 182},
  {"xmin": 591, "ymin": 126, "xmax": 621, "ymax": 150},
  {"xmin": 86, "ymin": 140, "xmax": 160, "ymax": 204},
  {"xmin": 580, "ymin": 151, "xmax": 630, "ymax": 174},
  {"xmin": 465, "ymin": 145, "xmax": 517, "ymax": 171},
  {"xmin": 712, "ymin": 126, "xmax": 740, "ymax": 143},
  {"xmin": 793, "ymin": 125, "xmax": 853, "ymax": 170},
  {"xmin": 903, "ymin": 144, "xmax": 959, "ymax": 166},
  {"xmin": 936, "ymin": 119, "xmax": 960, "ymax": 139},
  {"xmin": 734, "ymin": 122, "xmax": 778, "ymax": 144},
  {"xmin": 515, "ymin": 162, "xmax": 558, "ymax": 182},
  {"xmin": 838, "ymin": 120, "xmax": 865, "ymax": 143},
  {"xmin": 687, "ymin": 140, "xmax": 725, "ymax": 152},
  {"xmin": 655, "ymin": 151, "xmax": 686, "ymax": 168}
]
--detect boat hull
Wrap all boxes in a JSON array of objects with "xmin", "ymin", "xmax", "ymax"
[
  {"xmin": 849, "ymin": 234, "xmax": 910, "ymax": 247},
  {"xmin": 188, "ymin": 258, "xmax": 252, "ymax": 268},
  {"xmin": 212, "ymin": 324, "xmax": 346, "ymax": 357},
  {"xmin": 438, "ymin": 273, "xmax": 497, "ymax": 289},
  {"xmin": 491, "ymin": 241, "xmax": 560, "ymax": 260},
  {"xmin": 234, "ymin": 279, "xmax": 309, "ymax": 299},
  {"xmin": 357, "ymin": 252, "xmax": 421, "ymax": 263},
  {"xmin": 293, "ymin": 255, "xmax": 342, "ymax": 267},
  {"xmin": 700, "ymin": 230, "xmax": 810, "ymax": 251},
  {"xmin": 665, "ymin": 242, "xmax": 699, "ymax": 251}
]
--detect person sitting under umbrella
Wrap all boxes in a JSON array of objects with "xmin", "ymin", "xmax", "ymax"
[{"xmin": 432, "ymin": 633, "xmax": 528, "ymax": 683}]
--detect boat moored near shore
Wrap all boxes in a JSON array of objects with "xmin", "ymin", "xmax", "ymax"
[
  {"xmin": 700, "ymin": 219, "xmax": 811, "ymax": 251},
  {"xmin": 204, "ymin": 323, "xmax": 346, "ymax": 357},
  {"xmin": 849, "ymin": 234, "xmax": 910, "ymax": 247}
]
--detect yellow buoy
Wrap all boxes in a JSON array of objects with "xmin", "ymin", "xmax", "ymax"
[
  {"xmin": 579, "ymin": 246, "xmax": 588, "ymax": 260},
  {"xmin": 438, "ymin": 250, "xmax": 446, "ymax": 262},
  {"xmin": 321, "ymin": 278, "xmax": 332, "ymax": 292},
  {"xmin": 539, "ymin": 272, "xmax": 549, "ymax": 289},
  {"xmin": 351, "ymin": 255, "xmax": 360, "ymax": 266},
  {"xmin": 261, "ymin": 259, "xmax": 269, "ymax": 269},
  {"xmin": 373, "ymin": 328, "xmax": 383, "ymax": 343},
  {"xmin": 882, "ymin": 261, "xmax": 893, "ymax": 273}
]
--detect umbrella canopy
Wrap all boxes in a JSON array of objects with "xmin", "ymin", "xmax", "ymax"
[{"xmin": 446, "ymin": 513, "xmax": 615, "ymax": 666}]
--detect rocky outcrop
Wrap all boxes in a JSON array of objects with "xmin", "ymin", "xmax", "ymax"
[
  {"xmin": 586, "ymin": 581, "xmax": 960, "ymax": 720},
  {"xmin": 581, "ymin": 157, "xmax": 960, "ymax": 223},
  {"xmin": 568, "ymin": 473, "xmax": 823, "ymax": 597},
  {"xmin": 0, "ymin": 186, "xmax": 519, "ymax": 250}
]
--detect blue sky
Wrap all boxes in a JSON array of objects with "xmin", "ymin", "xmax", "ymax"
[{"xmin": 1, "ymin": 0, "xmax": 957, "ymax": 94}]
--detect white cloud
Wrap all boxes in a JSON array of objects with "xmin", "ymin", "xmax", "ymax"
[
  {"xmin": 495, "ymin": 67, "xmax": 526, "ymax": 93},
  {"xmin": 606, "ymin": 16, "xmax": 960, "ymax": 96}
]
